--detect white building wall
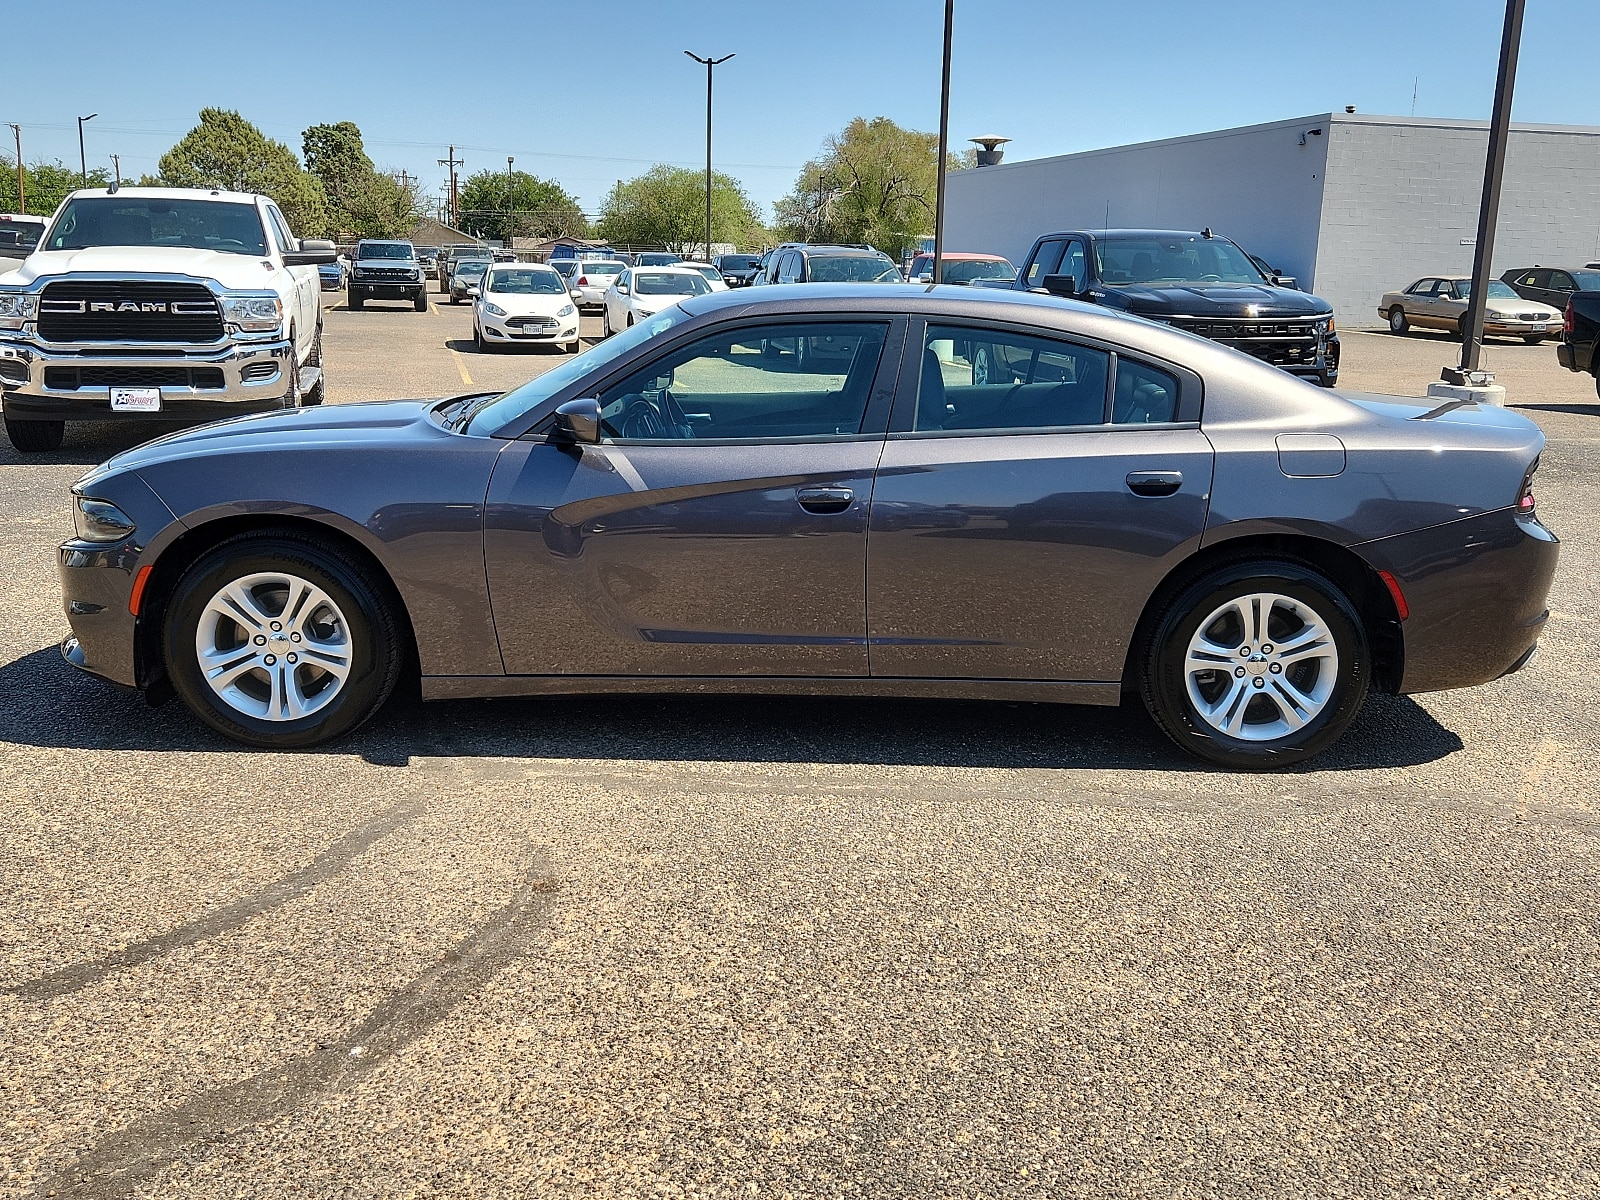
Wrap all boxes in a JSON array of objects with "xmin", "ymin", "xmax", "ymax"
[
  {"xmin": 942, "ymin": 115, "xmax": 1331, "ymax": 295},
  {"xmin": 1315, "ymin": 115, "xmax": 1600, "ymax": 326}
]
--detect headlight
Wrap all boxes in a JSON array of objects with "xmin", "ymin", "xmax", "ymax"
[
  {"xmin": 220, "ymin": 294, "xmax": 283, "ymax": 331},
  {"xmin": 557, "ymin": 303, "xmax": 575, "ymax": 318},
  {"xmin": 72, "ymin": 495, "xmax": 136, "ymax": 543},
  {"xmin": 482, "ymin": 301, "xmax": 506, "ymax": 317},
  {"xmin": 0, "ymin": 291, "xmax": 38, "ymax": 320}
]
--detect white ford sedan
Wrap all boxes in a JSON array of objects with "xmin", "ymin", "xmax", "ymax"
[
  {"xmin": 473, "ymin": 263, "xmax": 580, "ymax": 353},
  {"xmin": 601, "ymin": 266, "xmax": 713, "ymax": 336}
]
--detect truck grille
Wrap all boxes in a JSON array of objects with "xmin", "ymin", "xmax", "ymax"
[
  {"xmin": 357, "ymin": 267, "xmax": 416, "ymax": 281},
  {"xmin": 38, "ymin": 281, "xmax": 224, "ymax": 343},
  {"xmin": 44, "ymin": 366, "xmax": 227, "ymax": 390},
  {"xmin": 1167, "ymin": 316, "xmax": 1322, "ymax": 368}
]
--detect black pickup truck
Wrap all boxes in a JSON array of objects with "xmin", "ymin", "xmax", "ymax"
[
  {"xmin": 977, "ymin": 228, "xmax": 1340, "ymax": 386},
  {"xmin": 1557, "ymin": 292, "xmax": 1600, "ymax": 399}
]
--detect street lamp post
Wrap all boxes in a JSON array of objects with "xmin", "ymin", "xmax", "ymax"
[
  {"xmin": 77, "ymin": 113, "xmax": 97, "ymax": 189},
  {"xmin": 506, "ymin": 155, "xmax": 515, "ymax": 248},
  {"xmin": 685, "ymin": 51, "xmax": 734, "ymax": 260}
]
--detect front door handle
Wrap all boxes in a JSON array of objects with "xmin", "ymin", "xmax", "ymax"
[
  {"xmin": 797, "ymin": 486, "xmax": 853, "ymax": 514},
  {"xmin": 1125, "ymin": 470, "xmax": 1183, "ymax": 497}
]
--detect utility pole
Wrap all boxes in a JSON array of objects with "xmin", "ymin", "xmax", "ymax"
[
  {"xmin": 77, "ymin": 113, "xmax": 97, "ymax": 189},
  {"xmin": 110, "ymin": 154, "xmax": 121, "ymax": 187},
  {"xmin": 7, "ymin": 123, "xmax": 22, "ymax": 213},
  {"xmin": 685, "ymin": 50, "xmax": 734, "ymax": 259},
  {"xmin": 932, "ymin": 0, "xmax": 954, "ymax": 285},
  {"xmin": 506, "ymin": 156, "xmax": 515, "ymax": 248},
  {"xmin": 437, "ymin": 145, "xmax": 464, "ymax": 228},
  {"xmin": 1453, "ymin": 0, "xmax": 1526, "ymax": 381}
]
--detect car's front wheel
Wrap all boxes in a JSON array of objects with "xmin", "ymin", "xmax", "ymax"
[
  {"xmin": 163, "ymin": 533, "xmax": 404, "ymax": 748},
  {"xmin": 4, "ymin": 416, "xmax": 65, "ymax": 453},
  {"xmin": 414, "ymin": 290, "xmax": 428, "ymax": 312},
  {"xmin": 1387, "ymin": 307, "xmax": 1409, "ymax": 334},
  {"xmin": 1140, "ymin": 561, "xmax": 1369, "ymax": 769}
]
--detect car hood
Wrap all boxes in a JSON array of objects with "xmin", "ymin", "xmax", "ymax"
[
  {"xmin": 1106, "ymin": 282, "xmax": 1331, "ymax": 319},
  {"xmin": 484, "ymin": 292, "xmax": 570, "ymax": 314},
  {"xmin": 100, "ymin": 400, "xmax": 438, "ymax": 476},
  {"xmin": 7, "ymin": 246, "xmax": 279, "ymax": 289},
  {"xmin": 1485, "ymin": 297, "xmax": 1561, "ymax": 317}
]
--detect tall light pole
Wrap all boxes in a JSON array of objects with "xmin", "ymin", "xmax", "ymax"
[
  {"xmin": 931, "ymin": 0, "xmax": 954, "ymax": 285},
  {"xmin": 1453, "ymin": 0, "xmax": 1526, "ymax": 380},
  {"xmin": 685, "ymin": 51, "xmax": 734, "ymax": 259},
  {"xmin": 7, "ymin": 123, "xmax": 22, "ymax": 213},
  {"xmin": 505, "ymin": 156, "xmax": 515, "ymax": 248},
  {"xmin": 77, "ymin": 113, "xmax": 97, "ymax": 189}
]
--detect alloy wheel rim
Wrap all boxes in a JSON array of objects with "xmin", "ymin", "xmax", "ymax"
[
  {"xmin": 194, "ymin": 571, "xmax": 353, "ymax": 722},
  {"xmin": 1183, "ymin": 592, "xmax": 1339, "ymax": 742}
]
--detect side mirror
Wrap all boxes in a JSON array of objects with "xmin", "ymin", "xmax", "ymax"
[
  {"xmin": 550, "ymin": 397, "xmax": 602, "ymax": 444},
  {"xmin": 617, "ymin": 284, "xmax": 630, "ymax": 295},
  {"xmin": 570, "ymin": 289, "xmax": 583, "ymax": 301},
  {"xmin": 284, "ymin": 238, "xmax": 338, "ymax": 266},
  {"xmin": 1040, "ymin": 273, "xmax": 1079, "ymax": 298}
]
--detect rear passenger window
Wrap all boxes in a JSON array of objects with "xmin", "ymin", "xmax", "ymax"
[
  {"xmin": 1112, "ymin": 359, "xmax": 1180, "ymax": 424},
  {"xmin": 915, "ymin": 325, "xmax": 1110, "ymax": 432}
]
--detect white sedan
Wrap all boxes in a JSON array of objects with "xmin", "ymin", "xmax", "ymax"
[
  {"xmin": 473, "ymin": 263, "xmax": 581, "ymax": 353},
  {"xmin": 677, "ymin": 261, "xmax": 729, "ymax": 291},
  {"xmin": 602, "ymin": 266, "xmax": 713, "ymax": 336}
]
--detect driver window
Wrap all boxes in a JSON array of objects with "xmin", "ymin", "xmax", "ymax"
[{"xmin": 597, "ymin": 322, "xmax": 889, "ymax": 442}]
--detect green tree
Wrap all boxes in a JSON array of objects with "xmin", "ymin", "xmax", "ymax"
[
  {"xmin": 774, "ymin": 117, "xmax": 959, "ymax": 260},
  {"xmin": 596, "ymin": 164, "xmax": 763, "ymax": 254},
  {"xmin": 0, "ymin": 158, "xmax": 112, "ymax": 215},
  {"xmin": 456, "ymin": 170, "xmax": 588, "ymax": 244},
  {"xmin": 302, "ymin": 121, "xmax": 421, "ymax": 239},
  {"xmin": 156, "ymin": 108, "xmax": 328, "ymax": 235}
]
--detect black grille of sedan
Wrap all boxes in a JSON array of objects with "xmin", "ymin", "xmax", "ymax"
[
  {"xmin": 44, "ymin": 365, "xmax": 227, "ymax": 390},
  {"xmin": 38, "ymin": 281, "xmax": 224, "ymax": 343}
]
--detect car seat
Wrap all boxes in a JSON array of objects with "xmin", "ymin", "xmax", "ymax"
[{"xmin": 916, "ymin": 347, "xmax": 949, "ymax": 430}]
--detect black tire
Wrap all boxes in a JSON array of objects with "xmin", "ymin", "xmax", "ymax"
[
  {"xmin": 284, "ymin": 341, "xmax": 303, "ymax": 410},
  {"xmin": 303, "ymin": 325, "xmax": 325, "ymax": 406},
  {"xmin": 1455, "ymin": 316, "xmax": 1469, "ymax": 342},
  {"xmin": 1522, "ymin": 334, "xmax": 1544, "ymax": 345},
  {"xmin": 349, "ymin": 290, "xmax": 364, "ymax": 310},
  {"xmin": 1387, "ymin": 306, "xmax": 1409, "ymax": 335},
  {"xmin": 414, "ymin": 290, "xmax": 428, "ymax": 312},
  {"xmin": 601, "ymin": 309, "xmax": 611, "ymax": 338},
  {"xmin": 1140, "ymin": 560, "xmax": 1369, "ymax": 770},
  {"xmin": 4, "ymin": 416, "xmax": 65, "ymax": 453},
  {"xmin": 163, "ymin": 533, "xmax": 403, "ymax": 749},
  {"xmin": 1316, "ymin": 370, "xmax": 1337, "ymax": 388}
]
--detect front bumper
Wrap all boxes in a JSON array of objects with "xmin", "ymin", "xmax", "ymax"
[
  {"xmin": 0, "ymin": 333, "xmax": 295, "ymax": 422},
  {"xmin": 349, "ymin": 272, "xmax": 424, "ymax": 298},
  {"xmin": 1357, "ymin": 506, "xmax": 1559, "ymax": 695},
  {"xmin": 478, "ymin": 310, "xmax": 579, "ymax": 344}
]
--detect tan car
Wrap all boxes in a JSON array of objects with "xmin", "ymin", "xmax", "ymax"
[{"xmin": 1379, "ymin": 276, "xmax": 1562, "ymax": 343}]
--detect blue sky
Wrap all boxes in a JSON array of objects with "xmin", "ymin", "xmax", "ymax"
[{"xmin": 6, "ymin": 0, "xmax": 1596, "ymax": 221}]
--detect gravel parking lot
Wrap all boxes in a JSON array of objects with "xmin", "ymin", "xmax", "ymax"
[{"xmin": 2, "ymin": 301, "xmax": 1598, "ymax": 1197}]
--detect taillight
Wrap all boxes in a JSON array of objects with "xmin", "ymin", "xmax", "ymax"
[
  {"xmin": 1518, "ymin": 456, "xmax": 1539, "ymax": 513},
  {"xmin": 1565, "ymin": 298, "xmax": 1575, "ymax": 335},
  {"xmin": 577, "ymin": 275, "xmax": 589, "ymax": 286}
]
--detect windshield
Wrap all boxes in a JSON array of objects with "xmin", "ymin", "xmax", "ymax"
[
  {"xmin": 358, "ymin": 242, "xmax": 413, "ymax": 259},
  {"xmin": 639, "ymin": 253, "xmax": 680, "ymax": 265},
  {"xmin": 580, "ymin": 262, "xmax": 625, "ymax": 277},
  {"xmin": 44, "ymin": 198, "xmax": 267, "ymax": 255},
  {"xmin": 1095, "ymin": 234, "xmax": 1265, "ymax": 286},
  {"xmin": 454, "ymin": 261, "xmax": 489, "ymax": 278},
  {"xmin": 634, "ymin": 271, "xmax": 710, "ymax": 296},
  {"xmin": 465, "ymin": 306, "xmax": 692, "ymax": 435},
  {"xmin": 807, "ymin": 255, "xmax": 902, "ymax": 283},
  {"xmin": 1456, "ymin": 280, "xmax": 1520, "ymax": 300},
  {"xmin": 942, "ymin": 259, "xmax": 1016, "ymax": 284},
  {"xmin": 688, "ymin": 265, "xmax": 722, "ymax": 284},
  {"xmin": 487, "ymin": 268, "xmax": 566, "ymax": 294},
  {"xmin": 1574, "ymin": 271, "xmax": 1600, "ymax": 290}
]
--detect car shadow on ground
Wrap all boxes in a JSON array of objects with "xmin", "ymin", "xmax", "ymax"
[
  {"xmin": 0, "ymin": 645, "xmax": 1463, "ymax": 775},
  {"xmin": 1510, "ymin": 400, "xmax": 1600, "ymax": 417}
]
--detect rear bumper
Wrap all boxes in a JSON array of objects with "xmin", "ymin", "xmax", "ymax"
[
  {"xmin": 0, "ymin": 334, "xmax": 294, "ymax": 421},
  {"xmin": 1357, "ymin": 507, "xmax": 1559, "ymax": 695}
]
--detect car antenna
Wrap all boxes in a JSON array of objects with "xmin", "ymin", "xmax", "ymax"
[
  {"xmin": 1202, "ymin": 227, "xmax": 1213, "ymax": 239},
  {"xmin": 107, "ymin": 180, "xmax": 119, "ymax": 195}
]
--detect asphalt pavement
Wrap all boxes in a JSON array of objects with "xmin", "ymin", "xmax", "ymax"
[{"xmin": 1, "ymin": 305, "xmax": 1598, "ymax": 1197}]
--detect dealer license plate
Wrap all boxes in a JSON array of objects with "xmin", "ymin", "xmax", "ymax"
[{"xmin": 110, "ymin": 387, "xmax": 162, "ymax": 413}]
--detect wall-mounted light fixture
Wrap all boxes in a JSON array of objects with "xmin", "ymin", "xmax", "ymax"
[{"xmin": 1298, "ymin": 127, "xmax": 1324, "ymax": 147}]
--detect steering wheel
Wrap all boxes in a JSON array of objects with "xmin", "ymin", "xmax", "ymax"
[
  {"xmin": 1199, "ymin": 273, "xmax": 1223, "ymax": 282},
  {"xmin": 620, "ymin": 399, "xmax": 666, "ymax": 439}
]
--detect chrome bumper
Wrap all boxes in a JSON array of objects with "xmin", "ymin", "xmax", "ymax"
[{"xmin": 0, "ymin": 332, "xmax": 293, "ymax": 412}]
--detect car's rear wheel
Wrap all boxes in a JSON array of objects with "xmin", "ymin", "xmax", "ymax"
[
  {"xmin": 1140, "ymin": 561, "xmax": 1369, "ymax": 769},
  {"xmin": 163, "ymin": 533, "xmax": 403, "ymax": 749},
  {"xmin": 601, "ymin": 309, "xmax": 612, "ymax": 338},
  {"xmin": 1387, "ymin": 307, "xmax": 1409, "ymax": 334},
  {"xmin": 4, "ymin": 416, "xmax": 65, "ymax": 453}
]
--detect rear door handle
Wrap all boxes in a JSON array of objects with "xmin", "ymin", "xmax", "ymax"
[
  {"xmin": 797, "ymin": 486, "xmax": 854, "ymax": 514},
  {"xmin": 1125, "ymin": 470, "xmax": 1183, "ymax": 497}
]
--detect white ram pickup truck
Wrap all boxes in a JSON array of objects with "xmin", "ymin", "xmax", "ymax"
[{"xmin": 0, "ymin": 186, "xmax": 337, "ymax": 452}]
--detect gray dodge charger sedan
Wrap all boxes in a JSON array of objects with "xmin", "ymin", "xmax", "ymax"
[{"xmin": 58, "ymin": 286, "xmax": 1558, "ymax": 769}]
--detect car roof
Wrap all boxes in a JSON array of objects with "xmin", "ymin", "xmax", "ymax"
[
  {"xmin": 912, "ymin": 251, "xmax": 1006, "ymax": 262},
  {"xmin": 632, "ymin": 264, "xmax": 711, "ymax": 273},
  {"xmin": 1037, "ymin": 228, "xmax": 1233, "ymax": 242},
  {"xmin": 360, "ymin": 239, "xmax": 412, "ymax": 246},
  {"xmin": 801, "ymin": 245, "xmax": 893, "ymax": 257},
  {"xmin": 65, "ymin": 185, "xmax": 265, "ymax": 206}
]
